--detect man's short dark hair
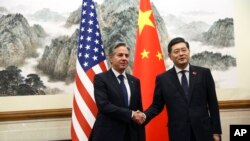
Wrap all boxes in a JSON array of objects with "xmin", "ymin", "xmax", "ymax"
[{"xmin": 168, "ymin": 37, "xmax": 189, "ymax": 53}]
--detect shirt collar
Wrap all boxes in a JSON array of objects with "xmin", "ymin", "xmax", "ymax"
[
  {"xmin": 112, "ymin": 68, "xmax": 127, "ymax": 79},
  {"xmin": 174, "ymin": 64, "xmax": 190, "ymax": 74}
]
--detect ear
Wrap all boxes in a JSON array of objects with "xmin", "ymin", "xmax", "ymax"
[
  {"xmin": 109, "ymin": 55, "xmax": 113, "ymax": 63},
  {"xmin": 168, "ymin": 53, "xmax": 172, "ymax": 60}
]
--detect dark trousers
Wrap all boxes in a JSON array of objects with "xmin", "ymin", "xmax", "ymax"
[
  {"xmin": 190, "ymin": 126, "xmax": 196, "ymax": 141},
  {"xmin": 123, "ymin": 127, "xmax": 131, "ymax": 141}
]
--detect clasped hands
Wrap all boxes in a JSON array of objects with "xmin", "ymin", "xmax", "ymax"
[{"xmin": 132, "ymin": 110, "xmax": 146, "ymax": 125}]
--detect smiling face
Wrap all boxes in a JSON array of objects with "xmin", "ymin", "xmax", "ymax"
[
  {"xmin": 168, "ymin": 42, "xmax": 190, "ymax": 69},
  {"xmin": 109, "ymin": 45, "xmax": 129, "ymax": 74}
]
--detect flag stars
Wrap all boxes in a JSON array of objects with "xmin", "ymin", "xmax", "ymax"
[
  {"xmin": 83, "ymin": 62, "xmax": 88, "ymax": 67},
  {"xmin": 82, "ymin": 10, "xmax": 86, "ymax": 15},
  {"xmin": 83, "ymin": 2, "xmax": 87, "ymax": 7},
  {"xmin": 141, "ymin": 49, "xmax": 150, "ymax": 59},
  {"xmin": 78, "ymin": 53, "xmax": 82, "ymax": 57},
  {"xmin": 86, "ymin": 36, "xmax": 91, "ymax": 41},
  {"xmin": 93, "ymin": 47, "xmax": 98, "ymax": 52},
  {"xmin": 78, "ymin": 0, "xmax": 106, "ymax": 71},
  {"xmin": 90, "ymin": 4, "xmax": 94, "ymax": 9},
  {"xmin": 138, "ymin": 10, "xmax": 154, "ymax": 34},
  {"xmin": 80, "ymin": 35, "xmax": 84, "ymax": 40},
  {"xmin": 92, "ymin": 55, "xmax": 97, "ymax": 61},
  {"xmin": 84, "ymin": 53, "xmax": 90, "ymax": 58},
  {"xmin": 94, "ymin": 39, "xmax": 99, "ymax": 44},
  {"xmin": 88, "ymin": 20, "xmax": 93, "ymax": 25},
  {"xmin": 87, "ymin": 28, "xmax": 93, "ymax": 33},
  {"xmin": 81, "ymin": 27, "xmax": 85, "ymax": 32},
  {"xmin": 81, "ymin": 18, "xmax": 85, "ymax": 23},
  {"xmin": 85, "ymin": 45, "xmax": 90, "ymax": 50},
  {"xmin": 79, "ymin": 44, "xmax": 83, "ymax": 49},
  {"xmin": 156, "ymin": 51, "xmax": 163, "ymax": 60},
  {"xmin": 95, "ymin": 32, "xmax": 100, "ymax": 36},
  {"xmin": 89, "ymin": 12, "xmax": 94, "ymax": 17}
]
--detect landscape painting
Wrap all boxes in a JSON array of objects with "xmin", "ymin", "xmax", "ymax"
[{"xmin": 0, "ymin": 0, "xmax": 237, "ymax": 97}]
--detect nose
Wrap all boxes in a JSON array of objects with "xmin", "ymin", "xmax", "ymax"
[
  {"xmin": 179, "ymin": 50, "xmax": 186, "ymax": 55},
  {"xmin": 179, "ymin": 51, "xmax": 184, "ymax": 55}
]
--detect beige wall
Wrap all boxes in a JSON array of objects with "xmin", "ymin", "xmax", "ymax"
[
  {"xmin": 0, "ymin": 118, "xmax": 71, "ymax": 141},
  {"xmin": 220, "ymin": 109, "xmax": 250, "ymax": 141},
  {"xmin": 0, "ymin": 109, "xmax": 249, "ymax": 141}
]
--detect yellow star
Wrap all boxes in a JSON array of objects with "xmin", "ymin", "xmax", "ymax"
[
  {"xmin": 156, "ymin": 51, "xmax": 163, "ymax": 60},
  {"xmin": 141, "ymin": 49, "xmax": 150, "ymax": 59},
  {"xmin": 138, "ymin": 10, "xmax": 155, "ymax": 34}
]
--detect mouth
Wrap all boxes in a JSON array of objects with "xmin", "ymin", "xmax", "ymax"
[
  {"xmin": 120, "ymin": 62, "xmax": 127, "ymax": 66},
  {"xmin": 179, "ymin": 58, "xmax": 186, "ymax": 61},
  {"xmin": 121, "ymin": 63, "xmax": 128, "ymax": 66},
  {"xmin": 120, "ymin": 61, "xmax": 128, "ymax": 64}
]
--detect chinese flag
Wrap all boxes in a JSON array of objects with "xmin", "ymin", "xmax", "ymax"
[{"xmin": 133, "ymin": 0, "xmax": 169, "ymax": 141}]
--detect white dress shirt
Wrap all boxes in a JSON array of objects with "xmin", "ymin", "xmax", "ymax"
[
  {"xmin": 174, "ymin": 64, "xmax": 190, "ymax": 86},
  {"xmin": 112, "ymin": 68, "xmax": 131, "ymax": 105}
]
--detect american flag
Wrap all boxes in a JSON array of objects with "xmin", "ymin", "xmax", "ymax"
[{"xmin": 71, "ymin": 0, "xmax": 107, "ymax": 140}]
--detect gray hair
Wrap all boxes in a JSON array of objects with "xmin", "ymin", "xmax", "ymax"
[{"xmin": 108, "ymin": 42, "xmax": 130, "ymax": 55}]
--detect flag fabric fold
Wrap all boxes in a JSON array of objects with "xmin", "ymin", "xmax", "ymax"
[
  {"xmin": 133, "ymin": 0, "xmax": 169, "ymax": 141},
  {"xmin": 71, "ymin": 0, "xmax": 107, "ymax": 140}
]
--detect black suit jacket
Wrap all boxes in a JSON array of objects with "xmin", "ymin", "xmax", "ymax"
[
  {"xmin": 89, "ymin": 69, "xmax": 145, "ymax": 141},
  {"xmin": 145, "ymin": 65, "xmax": 222, "ymax": 141}
]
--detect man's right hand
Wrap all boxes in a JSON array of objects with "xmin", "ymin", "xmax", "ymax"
[{"xmin": 132, "ymin": 110, "xmax": 146, "ymax": 125}]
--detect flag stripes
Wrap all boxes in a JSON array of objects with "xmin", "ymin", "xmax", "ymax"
[
  {"xmin": 72, "ymin": 60, "xmax": 107, "ymax": 140},
  {"xmin": 71, "ymin": 0, "xmax": 108, "ymax": 140}
]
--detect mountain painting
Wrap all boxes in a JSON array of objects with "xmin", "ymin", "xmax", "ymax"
[{"xmin": 0, "ymin": 0, "xmax": 237, "ymax": 97}]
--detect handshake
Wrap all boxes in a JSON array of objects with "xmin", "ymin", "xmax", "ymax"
[{"xmin": 132, "ymin": 110, "xmax": 146, "ymax": 125}]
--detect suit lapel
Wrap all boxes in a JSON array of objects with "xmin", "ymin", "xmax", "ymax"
[
  {"xmin": 126, "ymin": 74, "xmax": 135, "ymax": 106},
  {"xmin": 188, "ymin": 66, "xmax": 198, "ymax": 104},
  {"xmin": 126, "ymin": 75, "xmax": 140, "ymax": 107},
  {"xmin": 169, "ymin": 67, "xmax": 189, "ymax": 104}
]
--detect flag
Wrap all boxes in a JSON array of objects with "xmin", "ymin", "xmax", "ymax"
[
  {"xmin": 71, "ymin": 0, "xmax": 107, "ymax": 140},
  {"xmin": 133, "ymin": 0, "xmax": 169, "ymax": 141}
]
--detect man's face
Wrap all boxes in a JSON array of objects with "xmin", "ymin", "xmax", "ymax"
[
  {"xmin": 109, "ymin": 46, "xmax": 129, "ymax": 73},
  {"xmin": 168, "ymin": 42, "xmax": 190, "ymax": 69}
]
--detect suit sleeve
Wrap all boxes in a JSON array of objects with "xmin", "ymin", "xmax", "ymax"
[
  {"xmin": 144, "ymin": 75, "xmax": 165, "ymax": 124},
  {"xmin": 136, "ymin": 79, "xmax": 144, "ymax": 112},
  {"xmin": 94, "ymin": 74, "xmax": 132, "ymax": 123},
  {"xmin": 206, "ymin": 69, "xmax": 222, "ymax": 134}
]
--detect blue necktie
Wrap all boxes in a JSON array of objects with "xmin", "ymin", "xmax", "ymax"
[
  {"xmin": 118, "ymin": 75, "xmax": 128, "ymax": 106},
  {"xmin": 181, "ymin": 71, "xmax": 189, "ymax": 97}
]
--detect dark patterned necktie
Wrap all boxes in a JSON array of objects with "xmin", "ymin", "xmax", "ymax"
[
  {"xmin": 118, "ymin": 75, "xmax": 128, "ymax": 106},
  {"xmin": 181, "ymin": 70, "xmax": 189, "ymax": 97}
]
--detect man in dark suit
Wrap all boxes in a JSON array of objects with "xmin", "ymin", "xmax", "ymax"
[
  {"xmin": 142, "ymin": 37, "xmax": 222, "ymax": 141},
  {"xmin": 89, "ymin": 42, "xmax": 145, "ymax": 141}
]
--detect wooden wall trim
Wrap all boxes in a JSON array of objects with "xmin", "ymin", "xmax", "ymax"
[
  {"xmin": 219, "ymin": 100, "xmax": 250, "ymax": 109},
  {"xmin": 0, "ymin": 100, "xmax": 249, "ymax": 121},
  {"xmin": 0, "ymin": 108, "xmax": 72, "ymax": 121}
]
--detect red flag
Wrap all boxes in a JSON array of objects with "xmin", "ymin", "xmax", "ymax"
[
  {"xmin": 133, "ymin": 0, "xmax": 169, "ymax": 141},
  {"xmin": 71, "ymin": 0, "xmax": 108, "ymax": 140}
]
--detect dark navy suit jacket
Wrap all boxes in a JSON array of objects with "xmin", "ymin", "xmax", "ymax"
[
  {"xmin": 89, "ymin": 69, "xmax": 145, "ymax": 141},
  {"xmin": 145, "ymin": 65, "xmax": 222, "ymax": 141}
]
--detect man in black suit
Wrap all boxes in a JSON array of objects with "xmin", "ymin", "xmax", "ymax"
[
  {"xmin": 141, "ymin": 37, "xmax": 222, "ymax": 141},
  {"xmin": 89, "ymin": 42, "xmax": 145, "ymax": 141}
]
